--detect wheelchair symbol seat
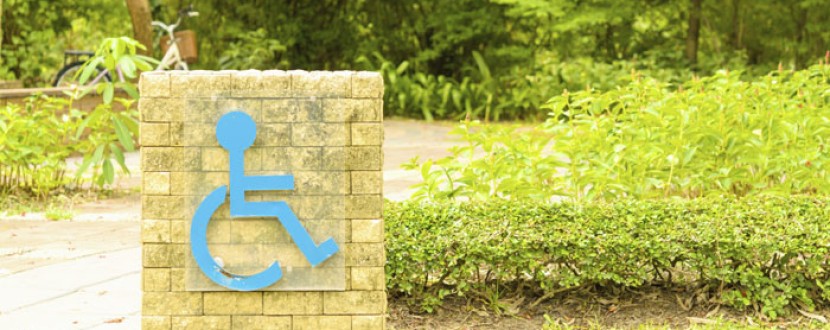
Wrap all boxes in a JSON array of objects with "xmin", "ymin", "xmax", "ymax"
[{"xmin": 190, "ymin": 111, "xmax": 339, "ymax": 291}]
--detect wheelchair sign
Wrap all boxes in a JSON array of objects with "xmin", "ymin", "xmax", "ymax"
[{"xmin": 190, "ymin": 111, "xmax": 340, "ymax": 291}]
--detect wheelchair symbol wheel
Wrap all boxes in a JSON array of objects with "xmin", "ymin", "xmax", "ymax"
[{"xmin": 190, "ymin": 185, "xmax": 285, "ymax": 291}]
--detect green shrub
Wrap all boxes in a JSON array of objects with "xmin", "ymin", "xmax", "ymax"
[
  {"xmin": 385, "ymin": 197, "xmax": 830, "ymax": 318},
  {"xmin": 406, "ymin": 64, "xmax": 830, "ymax": 201},
  {"xmin": 0, "ymin": 94, "xmax": 137, "ymax": 196}
]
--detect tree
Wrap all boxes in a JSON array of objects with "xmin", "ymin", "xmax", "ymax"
[
  {"xmin": 685, "ymin": 0, "xmax": 702, "ymax": 65},
  {"xmin": 125, "ymin": 0, "xmax": 152, "ymax": 55}
]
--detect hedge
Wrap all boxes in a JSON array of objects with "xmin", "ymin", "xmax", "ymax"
[{"xmin": 384, "ymin": 197, "xmax": 830, "ymax": 318}]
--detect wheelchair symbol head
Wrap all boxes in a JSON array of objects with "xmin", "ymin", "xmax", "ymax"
[{"xmin": 216, "ymin": 111, "xmax": 257, "ymax": 152}]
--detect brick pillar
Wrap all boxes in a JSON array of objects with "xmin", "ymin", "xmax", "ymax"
[{"xmin": 139, "ymin": 70, "xmax": 385, "ymax": 329}]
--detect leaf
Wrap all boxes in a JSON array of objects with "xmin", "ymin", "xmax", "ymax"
[
  {"xmin": 102, "ymin": 159, "xmax": 114, "ymax": 185},
  {"xmin": 78, "ymin": 57, "xmax": 104, "ymax": 84},
  {"xmin": 112, "ymin": 117, "xmax": 135, "ymax": 151},
  {"xmin": 103, "ymin": 82, "xmax": 114, "ymax": 104},
  {"xmin": 109, "ymin": 143, "xmax": 129, "ymax": 174}
]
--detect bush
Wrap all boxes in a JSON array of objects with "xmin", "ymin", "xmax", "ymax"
[
  {"xmin": 385, "ymin": 197, "xmax": 830, "ymax": 318},
  {"xmin": 0, "ymin": 94, "xmax": 137, "ymax": 196},
  {"xmin": 406, "ymin": 63, "xmax": 830, "ymax": 201}
]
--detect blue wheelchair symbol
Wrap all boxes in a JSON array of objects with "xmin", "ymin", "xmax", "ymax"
[{"xmin": 190, "ymin": 111, "xmax": 339, "ymax": 291}]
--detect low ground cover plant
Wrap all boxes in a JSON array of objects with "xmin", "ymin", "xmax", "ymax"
[{"xmin": 385, "ymin": 197, "xmax": 830, "ymax": 319}]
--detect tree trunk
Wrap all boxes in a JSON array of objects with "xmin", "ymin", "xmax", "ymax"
[
  {"xmin": 1, "ymin": 0, "xmax": 4, "ymax": 53},
  {"xmin": 730, "ymin": 0, "xmax": 741, "ymax": 49},
  {"xmin": 125, "ymin": 0, "xmax": 153, "ymax": 55},
  {"xmin": 685, "ymin": 0, "xmax": 702, "ymax": 65}
]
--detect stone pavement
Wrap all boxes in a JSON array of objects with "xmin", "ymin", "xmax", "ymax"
[{"xmin": 0, "ymin": 119, "xmax": 457, "ymax": 329}]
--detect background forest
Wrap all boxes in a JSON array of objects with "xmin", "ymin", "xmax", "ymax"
[{"xmin": 2, "ymin": 0, "xmax": 830, "ymax": 121}]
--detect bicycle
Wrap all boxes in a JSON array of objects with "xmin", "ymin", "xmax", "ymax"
[
  {"xmin": 52, "ymin": 50, "xmax": 111, "ymax": 87},
  {"xmin": 52, "ymin": 5, "xmax": 198, "ymax": 87},
  {"xmin": 153, "ymin": 5, "xmax": 199, "ymax": 70}
]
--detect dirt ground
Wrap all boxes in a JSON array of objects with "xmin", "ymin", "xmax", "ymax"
[{"xmin": 387, "ymin": 286, "xmax": 830, "ymax": 329}]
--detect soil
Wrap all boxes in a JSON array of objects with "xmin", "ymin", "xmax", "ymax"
[{"xmin": 387, "ymin": 285, "xmax": 830, "ymax": 329}]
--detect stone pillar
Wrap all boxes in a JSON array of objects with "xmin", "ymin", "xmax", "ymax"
[{"xmin": 139, "ymin": 70, "xmax": 385, "ymax": 329}]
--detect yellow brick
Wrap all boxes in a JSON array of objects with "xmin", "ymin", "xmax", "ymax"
[
  {"xmin": 142, "ymin": 220, "xmax": 170, "ymax": 243},
  {"xmin": 171, "ymin": 316, "xmax": 230, "ymax": 330},
  {"xmin": 142, "ymin": 292, "xmax": 202, "ymax": 315},
  {"xmin": 142, "ymin": 147, "xmax": 201, "ymax": 171},
  {"xmin": 141, "ymin": 122, "xmax": 171, "ymax": 146},
  {"xmin": 143, "ymin": 244, "xmax": 170, "ymax": 267},
  {"xmin": 206, "ymin": 219, "xmax": 231, "ymax": 243},
  {"xmin": 352, "ymin": 315, "xmax": 384, "ymax": 330},
  {"xmin": 295, "ymin": 171, "xmax": 349, "ymax": 195},
  {"xmin": 231, "ymin": 316, "xmax": 291, "ymax": 330},
  {"xmin": 352, "ymin": 72, "xmax": 384, "ymax": 99},
  {"xmin": 231, "ymin": 70, "xmax": 291, "ymax": 98},
  {"xmin": 217, "ymin": 98, "xmax": 262, "ymax": 122},
  {"xmin": 351, "ymin": 219, "xmax": 383, "ymax": 243},
  {"xmin": 143, "ymin": 172, "xmax": 171, "ymax": 195},
  {"xmin": 293, "ymin": 316, "xmax": 351, "ymax": 330},
  {"xmin": 350, "ymin": 171, "xmax": 381, "ymax": 195},
  {"xmin": 346, "ymin": 195, "xmax": 382, "ymax": 218},
  {"xmin": 170, "ymin": 171, "xmax": 230, "ymax": 196},
  {"xmin": 204, "ymin": 292, "xmax": 263, "ymax": 315},
  {"xmin": 140, "ymin": 98, "xmax": 184, "ymax": 122},
  {"xmin": 172, "ymin": 122, "xmax": 217, "ymax": 147},
  {"xmin": 323, "ymin": 99, "xmax": 381, "ymax": 122},
  {"xmin": 347, "ymin": 146, "xmax": 382, "ymax": 171},
  {"xmin": 170, "ymin": 72, "xmax": 231, "ymax": 98},
  {"xmin": 140, "ymin": 72, "xmax": 171, "ymax": 97},
  {"xmin": 291, "ymin": 71, "xmax": 351, "ymax": 97},
  {"xmin": 351, "ymin": 267, "xmax": 385, "ymax": 291},
  {"xmin": 323, "ymin": 291, "xmax": 386, "ymax": 314},
  {"xmin": 143, "ymin": 268, "xmax": 171, "ymax": 292},
  {"xmin": 255, "ymin": 123, "xmax": 291, "ymax": 146},
  {"xmin": 142, "ymin": 195, "xmax": 186, "ymax": 219},
  {"xmin": 346, "ymin": 243, "xmax": 385, "ymax": 267},
  {"xmin": 142, "ymin": 316, "xmax": 170, "ymax": 330},
  {"xmin": 200, "ymin": 147, "xmax": 229, "ymax": 172},
  {"xmin": 262, "ymin": 99, "xmax": 322, "ymax": 123},
  {"xmin": 171, "ymin": 221, "xmax": 187, "ymax": 243},
  {"xmin": 170, "ymin": 268, "xmax": 186, "ymax": 291},
  {"xmin": 350, "ymin": 123, "xmax": 382, "ymax": 146},
  {"xmin": 263, "ymin": 292, "xmax": 322, "ymax": 315},
  {"xmin": 182, "ymin": 98, "xmax": 218, "ymax": 123},
  {"xmin": 169, "ymin": 244, "xmax": 187, "ymax": 267},
  {"xmin": 291, "ymin": 123, "xmax": 349, "ymax": 146},
  {"xmin": 321, "ymin": 147, "xmax": 346, "ymax": 170}
]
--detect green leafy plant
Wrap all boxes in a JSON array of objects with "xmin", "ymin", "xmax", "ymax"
[
  {"xmin": 72, "ymin": 97, "xmax": 138, "ymax": 188},
  {"xmin": 385, "ymin": 197, "xmax": 830, "ymax": 318},
  {"xmin": 406, "ymin": 63, "xmax": 830, "ymax": 201},
  {"xmin": 0, "ymin": 93, "xmax": 138, "ymax": 195},
  {"xmin": 0, "ymin": 95, "xmax": 80, "ymax": 196},
  {"xmin": 218, "ymin": 28, "xmax": 287, "ymax": 70},
  {"xmin": 77, "ymin": 37, "xmax": 157, "ymax": 103}
]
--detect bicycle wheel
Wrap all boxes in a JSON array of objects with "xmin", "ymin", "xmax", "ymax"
[{"xmin": 53, "ymin": 62, "xmax": 111, "ymax": 87}]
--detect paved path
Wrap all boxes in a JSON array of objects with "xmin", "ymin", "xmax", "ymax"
[{"xmin": 0, "ymin": 119, "xmax": 458, "ymax": 329}]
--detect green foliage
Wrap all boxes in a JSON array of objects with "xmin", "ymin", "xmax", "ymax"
[
  {"xmin": 0, "ymin": 96, "xmax": 79, "ymax": 196},
  {"xmin": 77, "ymin": 37, "xmax": 157, "ymax": 103},
  {"xmin": 0, "ymin": 94, "xmax": 138, "ymax": 195},
  {"xmin": 0, "ymin": 0, "xmax": 132, "ymax": 86},
  {"xmin": 385, "ymin": 197, "xmax": 830, "ymax": 318},
  {"xmin": 72, "ymin": 97, "xmax": 139, "ymax": 188},
  {"xmin": 218, "ymin": 28, "xmax": 287, "ymax": 70},
  {"xmin": 406, "ymin": 64, "xmax": 830, "ymax": 201}
]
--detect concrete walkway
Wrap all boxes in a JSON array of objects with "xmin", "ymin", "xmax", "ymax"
[{"xmin": 0, "ymin": 119, "xmax": 458, "ymax": 329}]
